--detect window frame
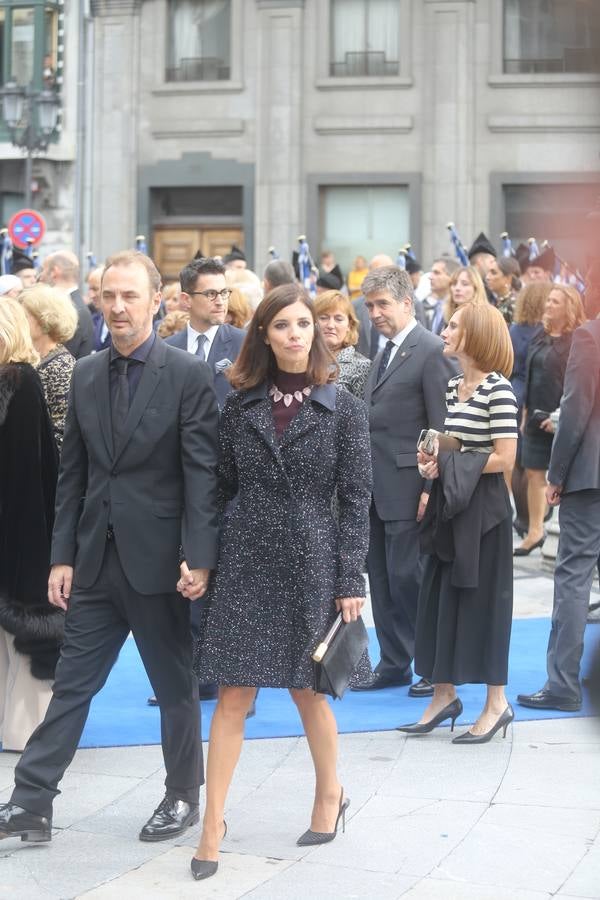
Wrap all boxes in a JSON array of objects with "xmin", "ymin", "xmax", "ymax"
[
  {"xmin": 489, "ymin": 0, "xmax": 600, "ymax": 87},
  {"xmin": 155, "ymin": 0, "xmax": 243, "ymax": 95},
  {"xmin": 315, "ymin": 0, "xmax": 413, "ymax": 91}
]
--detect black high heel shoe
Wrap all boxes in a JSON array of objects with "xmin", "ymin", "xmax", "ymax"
[
  {"xmin": 396, "ymin": 697, "xmax": 463, "ymax": 734},
  {"xmin": 452, "ymin": 704, "xmax": 514, "ymax": 745},
  {"xmin": 190, "ymin": 820, "xmax": 227, "ymax": 881},
  {"xmin": 296, "ymin": 788, "xmax": 350, "ymax": 846},
  {"xmin": 513, "ymin": 536, "xmax": 545, "ymax": 557}
]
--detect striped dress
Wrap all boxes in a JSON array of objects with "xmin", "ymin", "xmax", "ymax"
[{"xmin": 444, "ymin": 372, "xmax": 518, "ymax": 450}]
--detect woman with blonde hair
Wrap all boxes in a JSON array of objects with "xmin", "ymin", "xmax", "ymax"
[
  {"xmin": 399, "ymin": 301, "xmax": 518, "ymax": 744},
  {"xmin": 314, "ymin": 290, "xmax": 371, "ymax": 398},
  {"xmin": 0, "ymin": 298, "xmax": 60, "ymax": 751},
  {"xmin": 225, "ymin": 287, "xmax": 252, "ymax": 329},
  {"xmin": 516, "ymin": 285, "xmax": 586, "ymax": 555},
  {"xmin": 20, "ymin": 284, "xmax": 77, "ymax": 452},
  {"xmin": 509, "ymin": 282, "xmax": 552, "ymax": 535},
  {"xmin": 444, "ymin": 265, "xmax": 488, "ymax": 324}
]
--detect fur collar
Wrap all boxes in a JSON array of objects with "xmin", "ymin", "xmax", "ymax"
[{"xmin": 0, "ymin": 364, "xmax": 21, "ymax": 427}]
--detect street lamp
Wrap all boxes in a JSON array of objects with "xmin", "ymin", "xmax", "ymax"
[{"xmin": 0, "ymin": 81, "xmax": 60, "ymax": 208}]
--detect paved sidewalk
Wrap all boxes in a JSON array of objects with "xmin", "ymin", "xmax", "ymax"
[{"xmin": 0, "ymin": 555, "xmax": 598, "ymax": 900}]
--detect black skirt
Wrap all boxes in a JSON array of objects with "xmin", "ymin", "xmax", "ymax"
[{"xmin": 414, "ymin": 514, "xmax": 513, "ymax": 685}]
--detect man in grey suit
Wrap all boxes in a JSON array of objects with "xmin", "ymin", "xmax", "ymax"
[
  {"xmin": 518, "ymin": 315, "xmax": 600, "ymax": 712},
  {"xmin": 352, "ymin": 266, "xmax": 456, "ymax": 696},
  {"xmin": 0, "ymin": 250, "xmax": 219, "ymax": 845},
  {"xmin": 165, "ymin": 256, "xmax": 245, "ymax": 409}
]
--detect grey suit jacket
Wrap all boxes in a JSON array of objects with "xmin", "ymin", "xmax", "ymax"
[
  {"xmin": 548, "ymin": 320, "xmax": 600, "ymax": 494},
  {"xmin": 365, "ymin": 321, "xmax": 457, "ymax": 521},
  {"xmin": 165, "ymin": 323, "xmax": 245, "ymax": 408},
  {"xmin": 51, "ymin": 336, "xmax": 220, "ymax": 594}
]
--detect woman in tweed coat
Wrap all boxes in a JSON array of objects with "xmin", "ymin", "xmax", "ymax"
[{"xmin": 189, "ymin": 284, "xmax": 372, "ymax": 880}]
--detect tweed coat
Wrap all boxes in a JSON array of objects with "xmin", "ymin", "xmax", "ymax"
[{"xmin": 197, "ymin": 380, "xmax": 373, "ymax": 688}]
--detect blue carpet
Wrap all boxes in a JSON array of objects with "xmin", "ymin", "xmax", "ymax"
[{"xmin": 79, "ymin": 618, "xmax": 600, "ymax": 748}]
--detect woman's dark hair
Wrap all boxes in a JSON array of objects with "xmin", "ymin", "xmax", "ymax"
[
  {"xmin": 497, "ymin": 256, "xmax": 522, "ymax": 292},
  {"xmin": 228, "ymin": 283, "xmax": 337, "ymax": 390}
]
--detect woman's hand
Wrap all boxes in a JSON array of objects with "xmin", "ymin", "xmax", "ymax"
[
  {"xmin": 335, "ymin": 596, "xmax": 365, "ymax": 622},
  {"xmin": 539, "ymin": 417, "xmax": 555, "ymax": 433},
  {"xmin": 417, "ymin": 448, "xmax": 439, "ymax": 480}
]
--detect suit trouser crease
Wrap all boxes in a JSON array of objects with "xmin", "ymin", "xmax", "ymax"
[
  {"xmin": 367, "ymin": 506, "xmax": 423, "ymax": 679},
  {"xmin": 12, "ymin": 542, "xmax": 202, "ymax": 819},
  {"xmin": 545, "ymin": 490, "xmax": 600, "ymax": 701}
]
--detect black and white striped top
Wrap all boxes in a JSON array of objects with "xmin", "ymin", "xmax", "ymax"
[{"xmin": 445, "ymin": 372, "xmax": 518, "ymax": 450}]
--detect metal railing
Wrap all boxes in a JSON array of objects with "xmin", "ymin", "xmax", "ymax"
[
  {"xmin": 330, "ymin": 50, "xmax": 399, "ymax": 77},
  {"xmin": 166, "ymin": 57, "xmax": 230, "ymax": 82}
]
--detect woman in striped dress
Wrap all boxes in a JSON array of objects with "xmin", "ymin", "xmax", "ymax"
[{"xmin": 399, "ymin": 302, "xmax": 518, "ymax": 744}]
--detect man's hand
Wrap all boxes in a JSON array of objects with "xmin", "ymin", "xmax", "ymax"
[
  {"xmin": 48, "ymin": 565, "xmax": 74, "ymax": 611},
  {"xmin": 335, "ymin": 596, "xmax": 365, "ymax": 623},
  {"xmin": 177, "ymin": 561, "xmax": 210, "ymax": 601},
  {"xmin": 545, "ymin": 483, "xmax": 562, "ymax": 507},
  {"xmin": 416, "ymin": 491, "xmax": 429, "ymax": 522}
]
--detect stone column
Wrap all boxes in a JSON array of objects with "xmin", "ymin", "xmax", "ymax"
[
  {"xmin": 90, "ymin": 0, "xmax": 141, "ymax": 257},
  {"xmin": 421, "ymin": 0, "xmax": 476, "ymax": 263},
  {"xmin": 254, "ymin": 0, "xmax": 304, "ymax": 265}
]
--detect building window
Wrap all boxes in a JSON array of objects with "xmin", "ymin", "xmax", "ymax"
[
  {"xmin": 329, "ymin": 0, "xmax": 399, "ymax": 77},
  {"xmin": 320, "ymin": 185, "xmax": 409, "ymax": 274},
  {"xmin": 504, "ymin": 0, "xmax": 600, "ymax": 74},
  {"xmin": 503, "ymin": 182, "xmax": 595, "ymax": 272},
  {"xmin": 166, "ymin": 0, "xmax": 231, "ymax": 82},
  {"xmin": 0, "ymin": 0, "xmax": 59, "ymax": 90}
]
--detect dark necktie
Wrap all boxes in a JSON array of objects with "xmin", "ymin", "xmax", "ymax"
[
  {"xmin": 195, "ymin": 334, "xmax": 208, "ymax": 361},
  {"xmin": 376, "ymin": 340, "xmax": 395, "ymax": 383},
  {"xmin": 112, "ymin": 357, "xmax": 130, "ymax": 445}
]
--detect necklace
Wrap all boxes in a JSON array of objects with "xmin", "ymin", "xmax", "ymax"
[{"xmin": 269, "ymin": 384, "xmax": 312, "ymax": 407}]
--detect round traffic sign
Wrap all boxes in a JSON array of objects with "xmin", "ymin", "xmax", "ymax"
[{"xmin": 8, "ymin": 209, "xmax": 46, "ymax": 248}]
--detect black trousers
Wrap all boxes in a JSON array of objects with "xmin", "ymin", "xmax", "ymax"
[
  {"xmin": 367, "ymin": 504, "xmax": 423, "ymax": 680},
  {"xmin": 12, "ymin": 541, "xmax": 203, "ymax": 819}
]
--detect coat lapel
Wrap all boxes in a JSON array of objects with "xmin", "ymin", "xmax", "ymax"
[
  {"xmin": 93, "ymin": 349, "xmax": 114, "ymax": 458},
  {"xmin": 207, "ymin": 325, "xmax": 232, "ymax": 365},
  {"xmin": 372, "ymin": 325, "xmax": 422, "ymax": 392},
  {"xmin": 242, "ymin": 393, "xmax": 285, "ymax": 469},
  {"xmin": 112, "ymin": 338, "xmax": 166, "ymax": 464}
]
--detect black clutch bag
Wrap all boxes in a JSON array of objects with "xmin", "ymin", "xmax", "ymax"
[{"xmin": 312, "ymin": 613, "xmax": 369, "ymax": 700}]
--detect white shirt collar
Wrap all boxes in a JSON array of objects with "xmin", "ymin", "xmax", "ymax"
[
  {"xmin": 390, "ymin": 317, "xmax": 418, "ymax": 347},
  {"xmin": 186, "ymin": 323, "xmax": 220, "ymax": 354}
]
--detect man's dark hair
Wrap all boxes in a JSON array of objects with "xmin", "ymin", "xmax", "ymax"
[
  {"xmin": 180, "ymin": 257, "xmax": 225, "ymax": 294},
  {"xmin": 263, "ymin": 259, "xmax": 296, "ymax": 289}
]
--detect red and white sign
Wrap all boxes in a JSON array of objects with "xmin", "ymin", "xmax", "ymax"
[{"xmin": 8, "ymin": 209, "xmax": 46, "ymax": 249}]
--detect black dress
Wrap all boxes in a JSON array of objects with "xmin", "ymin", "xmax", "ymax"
[
  {"xmin": 522, "ymin": 331, "xmax": 572, "ymax": 470},
  {"xmin": 196, "ymin": 378, "xmax": 372, "ymax": 689},
  {"xmin": 414, "ymin": 373, "xmax": 518, "ymax": 686}
]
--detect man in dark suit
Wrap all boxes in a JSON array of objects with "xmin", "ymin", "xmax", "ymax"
[
  {"xmin": 0, "ymin": 250, "xmax": 219, "ymax": 845},
  {"xmin": 165, "ymin": 256, "xmax": 245, "ymax": 409},
  {"xmin": 38, "ymin": 251, "xmax": 94, "ymax": 358},
  {"xmin": 518, "ymin": 315, "xmax": 600, "ymax": 712},
  {"xmin": 352, "ymin": 266, "xmax": 456, "ymax": 697}
]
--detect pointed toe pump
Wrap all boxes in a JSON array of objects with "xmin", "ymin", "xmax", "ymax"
[
  {"xmin": 396, "ymin": 697, "xmax": 463, "ymax": 734},
  {"xmin": 190, "ymin": 821, "xmax": 227, "ymax": 881},
  {"xmin": 296, "ymin": 788, "xmax": 350, "ymax": 846},
  {"xmin": 452, "ymin": 705, "xmax": 514, "ymax": 745}
]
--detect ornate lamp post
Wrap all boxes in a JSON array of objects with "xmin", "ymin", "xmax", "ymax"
[{"xmin": 0, "ymin": 82, "xmax": 60, "ymax": 208}]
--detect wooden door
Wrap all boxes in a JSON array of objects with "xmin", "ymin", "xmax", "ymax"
[{"xmin": 153, "ymin": 227, "xmax": 244, "ymax": 281}]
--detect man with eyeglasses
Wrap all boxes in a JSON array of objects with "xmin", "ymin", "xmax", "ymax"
[
  {"xmin": 165, "ymin": 256, "xmax": 245, "ymax": 409},
  {"xmin": 163, "ymin": 255, "xmax": 246, "ymax": 705}
]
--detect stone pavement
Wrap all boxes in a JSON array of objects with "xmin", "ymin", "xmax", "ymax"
[{"xmin": 1, "ymin": 552, "xmax": 599, "ymax": 900}]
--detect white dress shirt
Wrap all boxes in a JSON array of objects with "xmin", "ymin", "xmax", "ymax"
[
  {"xmin": 186, "ymin": 323, "xmax": 219, "ymax": 357},
  {"xmin": 385, "ymin": 317, "xmax": 418, "ymax": 369}
]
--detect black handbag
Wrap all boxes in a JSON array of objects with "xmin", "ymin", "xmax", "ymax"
[{"xmin": 312, "ymin": 613, "xmax": 369, "ymax": 700}]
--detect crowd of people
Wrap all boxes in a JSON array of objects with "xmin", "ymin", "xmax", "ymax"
[{"xmin": 0, "ymin": 232, "xmax": 599, "ymax": 882}]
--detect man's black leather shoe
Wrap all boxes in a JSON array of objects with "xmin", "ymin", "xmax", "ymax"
[
  {"xmin": 351, "ymin": 673, "xmax": 412, "ymax": 692},
  {"xmin": 139, "ymin": 796, "xmax": 199, "ymax": 842},
  {"xmin": 0, "ymin": 803, "xmax": 51, "ymax": 842},
  {"xmin": 516, "ymin": 688, "xmax": 581, "ymax": 712},
  {"xmin": 408, "ymin": 678, "xmax": 434, "ymax": 698}
]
